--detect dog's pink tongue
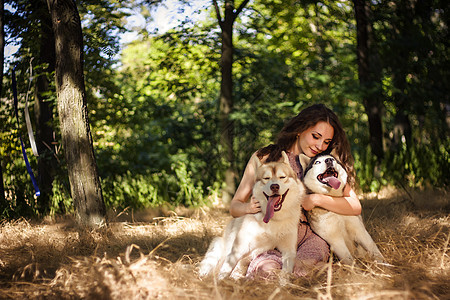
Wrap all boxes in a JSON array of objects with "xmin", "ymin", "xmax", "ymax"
[
  {"xmin": 263, "ymin": 195, "xmax": 280, "ymax": 223},
  {"xmin": 323, "ymin": 176, "xmax": 341, "ymax": 189}
]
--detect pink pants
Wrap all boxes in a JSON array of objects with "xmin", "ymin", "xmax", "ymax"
[{"xmin": 246, "ymin": 221, "xmax": 330, "ymax": 278}]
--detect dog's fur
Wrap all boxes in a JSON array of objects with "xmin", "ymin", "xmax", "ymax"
[
  {"xmin": 299, "ymin": 153, "xmax": 384, "ymax": 265},
  {"xmin": 199, "ymin": 151, "xmax": 304, "ymax": 279}
]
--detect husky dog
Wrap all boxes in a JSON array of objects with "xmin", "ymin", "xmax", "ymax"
[
  {"xmin": 199, "ymin": 151, "xmax": 304, "ymax": 279},
  {"xmin": 299, "ymin": 153, "xmax": 384, "ymax": 265}
]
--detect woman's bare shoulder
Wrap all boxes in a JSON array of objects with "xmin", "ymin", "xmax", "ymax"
[{"xmin": 249, "ymin": 151, "xmax": 268, "ymax": 164}]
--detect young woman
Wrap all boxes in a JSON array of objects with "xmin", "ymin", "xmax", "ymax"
[{"xmin": 229, "ymin": 104, "xmax": 361, "ymax": 278}]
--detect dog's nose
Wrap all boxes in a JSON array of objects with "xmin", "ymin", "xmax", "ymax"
[
  {"xmin": 325, "ymin": 158, "xmax": 334, "ymax": 167},
  {"xmin": 270, "ymin": 184, "xmax": 279, "ymax": 193}
]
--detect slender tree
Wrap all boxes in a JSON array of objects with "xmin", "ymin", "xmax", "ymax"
[
  {"xmin": 213, "ymin": 0, "xmax": 250, "ymax": 203},
  {"xmin": 353, "ymin": 0, "xmax": 384, "ymax": 161},
  {"xmin": 35, "ymin": 0, "xmax": 57, "ymax": 214},
  {"xmin": 386, "ymin": 0, "xmax": 414, "ymax": 149},
  {"xmin": 46, "ymin": 0, "xmax": 105, "ymax": 227}
]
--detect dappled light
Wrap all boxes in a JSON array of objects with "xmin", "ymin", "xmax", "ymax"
[
  {"xmin": 2, "ymin": 0, "xmax": 448, "ymax": 216},
  {"xmin": 0, "ymin": 191, "xmax": 449, "ymax": 298},
  {"xmin": 1, "ymin": 0, "xmax": 449, "ymax": 298}
]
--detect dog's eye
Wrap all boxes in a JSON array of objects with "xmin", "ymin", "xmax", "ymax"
[
  {"xmin": 279, "ymin": 176, "xmax": 286, "ymax": 179},
  {"xmin": 314, "ymin": 161, "xmax": 321, "ymax": 164},
  {"xmin": 263, "ymin": 177, "xmax": 270, "ymax": 180}
]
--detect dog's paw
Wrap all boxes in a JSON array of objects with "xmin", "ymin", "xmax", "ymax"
[
  {"xmin": 374, "ymin": 257, "xmax": 385, "ymax": 264},
  {"xmin": 198, "ymin": 262, "xmax": 214, "ymax": 277},
  {"xmin": 279, "ymin": 277, "xmax": 289, "ymax": 287},
  {"xmin": 218, "ymin": 262, "xmax": 233, "ymax": 280},
  {"xmin": 198, "ymin": 269, "xmax": 210, "ymax": 278},
  {"xmin": 217, "ymin": 271, "xmax": 229, "ymax": 281},
  {"xmin": 278, "ymin": 271, "xmax": 292, "ymax": 287}
]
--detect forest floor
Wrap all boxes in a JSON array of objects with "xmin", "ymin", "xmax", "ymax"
[{"xmin": 0, "ymin": 188, "xmax": 449, "ymax": 299}]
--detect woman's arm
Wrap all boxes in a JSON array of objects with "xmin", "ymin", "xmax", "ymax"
[
  {"xmin": 302, "ymin": 184, "xmax": 362, "ymax": 216},
  {"xmin": 229, "ymin": 153, "xmax": 262, "ymax": 217}
]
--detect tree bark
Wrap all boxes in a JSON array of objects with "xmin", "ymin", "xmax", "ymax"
[
  {"xmin": 353, "ymin": 0, "xmax": 384, "ymax": 160},
  {"xmin": 0, "ymin": 0, "xmax": 5, "ymax": 205},
  {"xmin": 214, "ymin": 0, "xmax": 249, "ymax": 204},
  {"xmin": 47, "ymin": 0, "xmax": 105, "ymax": 226},
  {"xmin": 35, "ymin": 0, "xmax": 57, "ymax": 214},
  {"xmin": 390, "ymin": 1, "xmax": 413, "ymax": 149}
]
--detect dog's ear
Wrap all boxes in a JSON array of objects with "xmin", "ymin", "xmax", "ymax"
[
  {"xmin": 251, "ymin": 152, "xmax": 262, "ymax": 169},
  {"xmin": 330, "ymin": 148, "xmax": 338, "ymax": 159},
  {"xmin": 281, "ymin": 151, "xmax": 290, "ymax": 165},
  {"xmin": 329, "ymin": 148, "xmax": 345, "ymax": 164},
  {"xmin": 298, "ymin": 154, "xmax": 310, "ymax": 170}
]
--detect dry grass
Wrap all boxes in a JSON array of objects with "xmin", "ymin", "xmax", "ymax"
[{"xmin": 0, "ymin": 188, "xmax": 448, "ymax": 299}]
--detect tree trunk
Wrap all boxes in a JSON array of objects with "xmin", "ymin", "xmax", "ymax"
[
  {"xmin": 47, "ymin": 0, "xmax": 105, "ymax": 227},
  {"xmin": 353, "ymin": 0, "xmax": 384, "ymax": 160},
  {"xmin": 390, "ymin": 2, "xmax": 413, "ymax": 150},
  {"xmin": 219, "ymin": 1, "xmax": 235, "ymax": 204},
  {"xmin": 391, "ymin": 72, "xmax": 412, "ymax": 148},
  {"xmin": 0, "ymin": 0, "xmax": 5, "ymax": 205},
  {"xmin": 35, "ymin": 0, "xmax": 57, "ymax": 214},
  {"xmin": 214, "ymin": 0, "xmax": 249, "ymax": 204}
]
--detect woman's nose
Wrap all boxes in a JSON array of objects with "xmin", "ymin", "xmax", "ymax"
[{"xmin": 316, "ymin": 141, "xmax": 325, "ymax": 151}]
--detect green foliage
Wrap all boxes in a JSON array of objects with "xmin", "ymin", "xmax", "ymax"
[
  {"xmin": 0, "ymin": 66, "xmax": 40, "ymax": 218},
  {"xmin": 1, "ymin": 0, "xmax": 130, "ymax": 218},
  {"xmin": 102, "ymin": 160, "xmax": 209, "ymax": 210},
  {"xmin": 383, "ymin": 140, "xmax": 450, "ymax": 189},
  {"xmin": 369, "ymin": 0, "xmax": 450, "ymax": 189},
  {"xmin": 79, "ymin": 0, "xmax": 129, "ymax": 103},
  {"xmin": 1, "ymin": 0, "xmax": 449, "ymax": 219},
  {"xmin": 89, "ymin": 22, "xmax": 223, "ymax": 209},
  {"xmin": 49, "ymin": 174, "xmax": 73, "ymax": 215}
]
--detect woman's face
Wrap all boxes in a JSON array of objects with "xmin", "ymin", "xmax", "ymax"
[{"xmin": 298, "ymin": 121, "xmax": 334, "ymax": 157}]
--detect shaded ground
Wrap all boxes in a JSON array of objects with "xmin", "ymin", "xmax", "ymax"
[{"xmin": 0, "ymin": 188, "xmax": 448, "ymax": 299}]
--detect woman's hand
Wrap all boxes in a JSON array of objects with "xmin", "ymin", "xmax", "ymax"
[
  {"xmin": 230, "ymin": 152, "xmax": 264, "ymax": 218},
  {"xmin": 247, "ymin": 196, "xmax": 261, "ymax": 214},
  {"xmin": 230, "ymin": 195, "xmax": 261, "ymax": 217},
  {"xmin": 302, "ymin": 194, "xmax": 319, "ymax": 211}
]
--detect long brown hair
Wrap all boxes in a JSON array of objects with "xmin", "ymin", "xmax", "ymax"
[{"xmin": 257, "ymin": 104, "xmax": 356, "ymax": 188}]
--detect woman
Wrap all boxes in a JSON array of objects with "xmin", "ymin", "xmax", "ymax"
[{"xmin": 229, "ymin": 104, "xmax": 361, "ymax": 278}]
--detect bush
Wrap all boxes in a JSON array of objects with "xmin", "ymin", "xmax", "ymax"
[{"xmin": 102, "ymin": 161, "xmax": 211, "ymax": 210}]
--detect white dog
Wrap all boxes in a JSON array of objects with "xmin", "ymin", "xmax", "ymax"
[
  {"xmin": 299, "ymin": 153, "xmax": 384, "ymax": 265},
  {"xmin": 199, "ymin": 151, "xmax": 304, "ymax": 279}
]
